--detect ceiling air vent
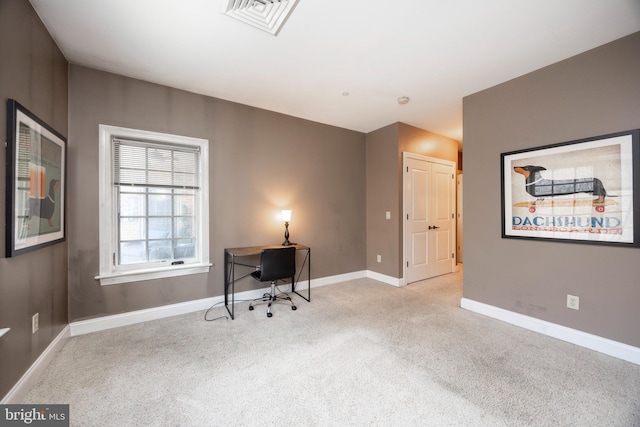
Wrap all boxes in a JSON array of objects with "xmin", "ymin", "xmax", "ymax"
[{"xmin": 220, "ymin": 0, "xmax": 299, "ymax": 36}]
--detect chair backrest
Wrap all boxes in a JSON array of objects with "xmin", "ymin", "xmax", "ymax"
[{"xmin": 259, "ymin": 247, "xmax": 296, "ymax": 282}]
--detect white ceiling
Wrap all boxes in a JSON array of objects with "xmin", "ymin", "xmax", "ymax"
[{"xmin": 29, "ymin": 0, "xmax": 640, "ymax": 144}]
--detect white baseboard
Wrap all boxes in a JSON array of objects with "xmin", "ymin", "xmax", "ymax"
[
  {"xmin": 310, "ymin": 270, "xmax": 367, "ymax": 288},
  {"xmin": 312, "ymin": 270, "xmax": 404, "ymax": 287},
  {"xmin": 71, "ymin": 296, "xmax": 225, "ymax": 336},
  {"xmin": 366, "ymin": 270, "xmax": 404, "ymax": 287},
  {"xmin": 1, "ymin": 326, "xmax": 70, "ymax": 404},
  {"xmin": 461, "ymin": 298, "xmax": 640, "ymax": 365},
  {"xmin": 70, "ymin": 271, "xmax": 376, "ymax": 336}
]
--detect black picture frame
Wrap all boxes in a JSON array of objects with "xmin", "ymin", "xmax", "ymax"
[
  {"xmin": 6, "ymin": 99, "xmax": 67, "ymax": 257},
  {"xmin": 501, "ymin": 129, "xmax": 640, "ymax": 247}
]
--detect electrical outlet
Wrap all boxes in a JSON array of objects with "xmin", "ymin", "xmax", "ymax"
[
  {"xmin": 385, "ymin": 211, "xmax": 391, "ymax": 220},
  {"xmin": 376, "ymin": 254, "xmax": 382, "ymax": 263},
  {"xmin": 32, "ymin": 313, "xmax": 39, "ymax": 334},
  {"xmin": 567, "ymin": 295, "xmax": 579, "ymax": 310}
]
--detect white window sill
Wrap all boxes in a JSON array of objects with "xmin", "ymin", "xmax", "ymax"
[{"xmin": 95, "ymin": 263, "xmax": 212, "ymax": 286}]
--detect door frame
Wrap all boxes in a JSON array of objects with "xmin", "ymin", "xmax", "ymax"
[
  {"xmin": 457, "ymin": 172, "xmax": 463, "ymax": 264},
  {"xmin": 402, "ymin": 152, "xmax": 456, "ymax": 284}
]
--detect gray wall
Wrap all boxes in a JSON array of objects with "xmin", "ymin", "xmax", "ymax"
[
  {"xmin": 366, "ymin": 123, "xmax": 400, "ymax": 277},
  {"xmin": 463, "ymin": 32, "xmax": 640, "ymax": 347},
  {"xmin": 366, "ymin": 123, "xmax": 458, "ymax": 278},
  {"xmin": 68, "ymin": 65, "xmax": 366, "ymax": 322},
  {"xmin": 0, "ymin": 0, "xmax": 69, "ymax": 399}
]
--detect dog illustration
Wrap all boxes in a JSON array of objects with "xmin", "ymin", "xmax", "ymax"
[
  {"xmin": 513, "ymin": 165, "xmax": 606, "ymax": 204},
  {"xmin": 28, "ymin": 179, "xmax": 60, "ymax": 227}
]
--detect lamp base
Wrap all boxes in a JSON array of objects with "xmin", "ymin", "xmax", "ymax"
[{"xmin": 282, "ymin": 222, "xmax": 294, "ymax": 246}]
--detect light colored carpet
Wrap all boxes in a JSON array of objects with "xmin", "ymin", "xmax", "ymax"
[{"xmin": 22, "ymin": 271, "xmax": 640, "ymax": 426}]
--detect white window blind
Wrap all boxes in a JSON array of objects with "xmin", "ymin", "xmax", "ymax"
[{"xmin": 113, "ymin": 138, "xmax": 200, "ymax": 190}]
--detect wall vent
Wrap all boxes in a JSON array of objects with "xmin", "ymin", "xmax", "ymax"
[{"xmin": 220, "ymin": 0, "xmax": 299, "ymax": 36}]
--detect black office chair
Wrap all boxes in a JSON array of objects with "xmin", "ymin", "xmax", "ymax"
[{"xmin": 249, "ymin": 247, "xmax": 297, "ymax": 317}]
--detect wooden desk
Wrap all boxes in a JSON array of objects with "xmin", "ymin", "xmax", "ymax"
[{"xmin": 224, "ymin": 244, "xmax": 310, "ymax": 319}]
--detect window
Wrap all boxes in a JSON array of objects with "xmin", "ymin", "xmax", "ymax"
[{"xmin": 97, "ymin": 125, "xmax": 210, "ymax": 285}]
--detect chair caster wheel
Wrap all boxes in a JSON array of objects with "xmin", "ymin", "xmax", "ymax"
[
  {"xmin": 267, "ymin": 312, "xmax": 273, "ymax": 318},
  {"xmin": 249, "ymin": 306, "xmax": 254, "ymax": 311},
  {"xmin": 292, "ymin": 306, "xmax": 297, "ymax": 310}
]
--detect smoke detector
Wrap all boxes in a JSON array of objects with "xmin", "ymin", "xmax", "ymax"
[
  {"xmin": 220, "ymin": 0, "xmax": 299, "ymax": 36},
  {"xmin": 397, "ymin": 96, "xmax": 410, "ymax": 105}
]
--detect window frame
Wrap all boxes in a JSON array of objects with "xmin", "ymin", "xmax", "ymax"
[{"xmin": 96, "ymin": 125, "xmax": 210, "ymax": 286}]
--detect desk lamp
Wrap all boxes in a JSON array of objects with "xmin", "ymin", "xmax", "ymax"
[{"xmin": 281, "ymin": 209, "xmax": 293, "ymax": 246}]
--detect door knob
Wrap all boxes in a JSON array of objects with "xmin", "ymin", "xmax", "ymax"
[{"xmin": 428, "ymin": 225, "xmax": 440, "ymax": 230}]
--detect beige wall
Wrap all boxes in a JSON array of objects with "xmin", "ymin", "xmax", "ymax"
[
  {"xmin": 463, "ymin": 32, "xmax": 640, "ymax": 347},
  {"xmin": 366, "ymin": 122, "xmax": 459, "ymax": 278},
  {"xmin": 68, "ymin": 65, "xmax": 366, "ymax": 322},
  {"xmin": 398, "ymin": 123, "xmax": 459, "ymax": 164},
  {"xmin": 0, "ymin": 0, "xmax": 69, "ymax": 399}
]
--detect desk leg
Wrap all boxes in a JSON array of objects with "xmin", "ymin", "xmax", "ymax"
[
  {"xmin": 307, "ymin": 248, "xmax": 311, "ymax": 301},
  {"xmin": 293, "ymin": 248, "xmax": 311, "ymax": 302},
  {"xmin": 224, "ymin": 251, "xmax": 235, "ymax": 319},
  {"xmin": 308, "ymin": 248, "xmax": 311, "ymax": 301}
]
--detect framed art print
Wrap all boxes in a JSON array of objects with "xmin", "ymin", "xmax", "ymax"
[
  {"xmin": 501, "ymin": 129, "xmax": 640, "ymax": 247},
  {"xmin": 6, "ymin": 99, "xmax": 66, "ymax": 257}
]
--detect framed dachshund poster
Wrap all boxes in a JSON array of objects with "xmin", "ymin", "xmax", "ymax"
[
  {"xmin": 6, "ymin": 99, "xmax": 66, "ymax": 257},
  {"xmin": 501, "ymin": 129, "xmax": 640, "ymax": 247}
]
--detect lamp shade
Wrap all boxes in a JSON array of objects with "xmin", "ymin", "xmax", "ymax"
[{"xmin": 281, "ymin": 210, "xmax": 292, "ymax": 222}]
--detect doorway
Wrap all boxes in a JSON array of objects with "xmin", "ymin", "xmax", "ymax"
[{"xmin": 403, "ymin": 152, "xmax": 456, "ymax": 284}]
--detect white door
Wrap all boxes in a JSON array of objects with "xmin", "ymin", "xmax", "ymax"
[
  {"xmin": 404, "ymin": 158, "xmax": 431, "ymax": 284},
  {"xmin": 404, "ymin": 153, "xmax": 455, "ymax": 284}
]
